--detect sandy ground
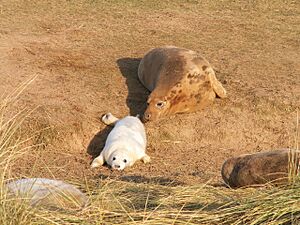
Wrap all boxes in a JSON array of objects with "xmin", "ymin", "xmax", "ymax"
[{"xmin": 0, "ymin": 0, "xmax": 299, "ymax": 186}]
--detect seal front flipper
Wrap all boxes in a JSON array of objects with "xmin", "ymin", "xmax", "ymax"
[
  {"xmin": 141, "ymin": 154, "xmax": 151, "ymax": 163},
  {"xmin": 91, "ymin": 152, "xmax": 104, "ymax": 168}
]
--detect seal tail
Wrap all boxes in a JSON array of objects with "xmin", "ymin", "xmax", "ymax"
[{"xmin": 101, "ymin": 113, "xmax": 119, "ymax": 125}]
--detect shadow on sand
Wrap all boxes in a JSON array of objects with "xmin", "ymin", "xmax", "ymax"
[
  {"xmin": 116, "ymin": 57, "xmax": 150, "ymax": 116},
  {"xmin": 87, "ymin": 126, "xmax": 113, "ymax": 159}
]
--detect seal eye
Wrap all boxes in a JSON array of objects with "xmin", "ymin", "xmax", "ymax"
[
  {"xmin": 123, "ymin": 159, "xmax": 127, "ymax": 163},
  {"xmin": 113, "ymin": 157, "xmax": 116, "ymax": 161},
  {"xmin": 155, "ymin": 101, "xmax": 166, "ymax": 109}
]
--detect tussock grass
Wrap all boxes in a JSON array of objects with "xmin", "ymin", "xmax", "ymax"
[
  {"xmin": 13, "ymin": 180, "xmax": 297, "ymax": 224},
  {"xmin": 289, "ymin": 111, "xmax": 300, "ymax": 183},
  {"xmin": 0, "ymin": 77, "xmax": 38, "ymax": 224}
]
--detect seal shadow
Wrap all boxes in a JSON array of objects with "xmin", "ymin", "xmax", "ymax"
[
  {"xmin": 116, "ymin": 58, "xmax": 150, "ymax": 116},
  {"xmin": 87, "ymin": 126, "xmax": 113, "ymax": 160}
]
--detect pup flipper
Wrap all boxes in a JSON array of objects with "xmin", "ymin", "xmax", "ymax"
[
  {"xmin": 91, "ymin": 152, "xmax": 104, "ymax": 168},
  {"xmin": 101, "ymin": 113, "xmax": 119, "ymax": 125},
  {"xmin": 141, "ymin": 154, "xmax": 151, "ymax": 163}
]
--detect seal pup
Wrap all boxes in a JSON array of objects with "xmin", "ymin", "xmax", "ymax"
[
  {"xmin": 91, "ymin": 113, "xmax": 150, "ymax": 170},
  {"xmin": 138, "ymin": 46, "xmax": 226, "ymax": 122}
]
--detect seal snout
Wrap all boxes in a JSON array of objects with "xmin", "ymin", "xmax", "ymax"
[
  {"xmin": 142, "ymin": 112, "xmax": 151, "ymax": 122},
  {"xmin": 112, "ymin": 164, "xmax": 123, "ymax": 170}
]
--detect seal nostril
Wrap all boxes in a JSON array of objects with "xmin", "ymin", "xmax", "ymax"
[
  {"xmin": 115, "ymin": 165, "xmax": 120, "ymax": 168},
  {"xmin": 142, "ymin": 113, "xmax": 151, "ymax": 122}
]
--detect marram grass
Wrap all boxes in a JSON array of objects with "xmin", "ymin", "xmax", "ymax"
[
  {"xmin": 0, "ymin": 77, "xmax": 38, "ymax": 225},
  {"xmin": 10, "ymin": 179, "xmax": 297, "ymax": 225}
]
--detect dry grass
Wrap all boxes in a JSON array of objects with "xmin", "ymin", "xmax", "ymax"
[
  {"xmin": 289, "ymin": 111, "xmax": 300, "ymax": 183},
  {"xmin": 2, "ymin": 180, "xmax": 298, "ymax": 224},
  {"xmin": 0, "ymin": 78, "xmax": 38, "ymax": 225}
]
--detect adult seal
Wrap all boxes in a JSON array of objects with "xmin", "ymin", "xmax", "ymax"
[
  {"xmin": 221, "ymin": 149, "xmax": 300, "ymax": 188},
  {"xmin": 138, "ymin": 46, "xmax": 227, "ymax": 122}
]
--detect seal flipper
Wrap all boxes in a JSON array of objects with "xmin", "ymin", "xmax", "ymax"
[
  {"xmin": 101, "ymin": 113, "xmax": 119, "ymax": 126},
  {"xmin": 91, "ymin": 152, "xmax": 104, "ymax": 168},
  {"xmin": 207, "ymin": 68, "xmax": 227, "ymax": 98},
  {"xmin": 141, "ymin": 154, "xmax": 151, "ymax": 163}
]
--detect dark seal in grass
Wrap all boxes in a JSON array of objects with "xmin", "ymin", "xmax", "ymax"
[{"xmin": 221, "ymin": 149, "xmax": 300, "ymax": 188}]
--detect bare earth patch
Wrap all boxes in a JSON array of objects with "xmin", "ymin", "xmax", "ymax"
[{"xmin": 0, "ymin": 0, "xmax": 299, "ymax": 185}]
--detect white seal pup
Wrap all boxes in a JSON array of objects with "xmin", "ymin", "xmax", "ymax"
[{"xmin": 91, "ymin": 113, "xmax": 150, "ymax": 170}]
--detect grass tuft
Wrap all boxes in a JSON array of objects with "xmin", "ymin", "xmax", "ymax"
[
  {"xmin": 0, "ymin": 77, "xmax": 38, "ymax": 224},
  {"xmin": 288, "ymin": 110, "xmax": 300, "ymax": 183}
]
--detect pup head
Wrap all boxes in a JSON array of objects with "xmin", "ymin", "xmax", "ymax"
[{"xmin": 107, "ymin": 150, "xmax": 132, "ymax": 171}]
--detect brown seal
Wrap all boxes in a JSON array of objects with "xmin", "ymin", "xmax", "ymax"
[
  {"xmin": 138, "ymin": 46, "xmax": 226, "ymax": 122},
  {"xmin": 221, "ymin": 149, "xmax": 300, "ymax": 188}
]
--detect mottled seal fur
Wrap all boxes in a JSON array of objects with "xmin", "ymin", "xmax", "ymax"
[
  {"xmin": 138, "ymin": 46, "xmax": 226, "ymax": 122},
  {"xmin": 221, "ymin": 149, "xmax": 300, "ymax": 188},
  {"xmin": 91, "ymin": 113, "xmax": 150, "ymax": 170}
]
